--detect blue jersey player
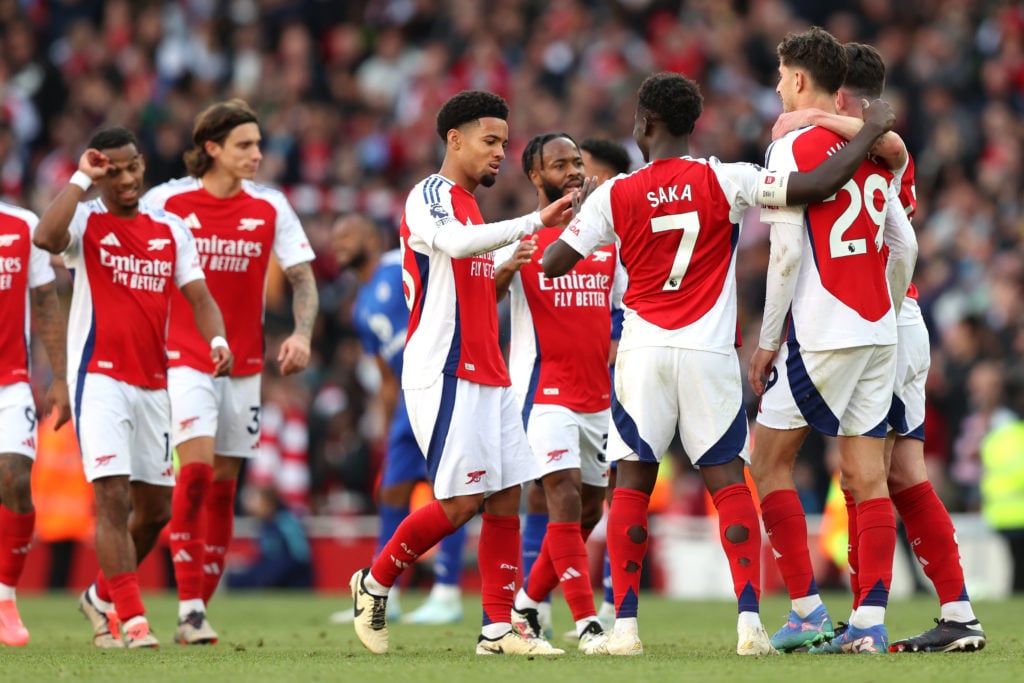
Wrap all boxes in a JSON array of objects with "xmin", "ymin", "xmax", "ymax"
[{"xmin": 331, "ymin": 213, "xmax": 467, "ymax": 625}]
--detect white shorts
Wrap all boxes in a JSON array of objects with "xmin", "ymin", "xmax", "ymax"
[
  {"xmin": 608, "ymin": 347, "xmax": 749, "ymax": 467},
  {"xmin": 526, "ymin": 404, "xmax": 610, "ymax": 487},
  {"xmin": 889, "ymin": 319, "xmax": 929, "ymax": 439},
  {"xmin": 0, "ymin": 382, "xmax": 37, "ymax": 459},
  {"xmin": 73, "ymin": 373, "xmax": 174, "ymax": 485},
  {"xmin": 757, "ymin": 342, "xmax": 897, "ymax": 438},
  {"xmin": 405, "ymin": 375, "xmax": 539, "ymax": 500},
  {"xmin": 168, "ymin": 366, "xmax": 261, "ymax": 457}
]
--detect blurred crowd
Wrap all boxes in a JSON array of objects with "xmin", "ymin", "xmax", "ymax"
[{"xmin": 6, "ymin": 0, "xmax": 1024, "ymax": 525}]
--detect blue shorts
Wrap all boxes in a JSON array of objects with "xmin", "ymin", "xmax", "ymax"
[{"xmin": 380, "ymin": 395, "xmax": 428, "ymax": 488}]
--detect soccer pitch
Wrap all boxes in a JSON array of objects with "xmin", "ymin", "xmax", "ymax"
[{"xmin": 5, "ymin": 591, "xmax": 1020, "ymax": 682}]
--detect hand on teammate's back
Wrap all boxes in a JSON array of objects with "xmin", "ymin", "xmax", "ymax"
[{"xmin": 862, "ymin": 98, "xmax": 895, "ymax": 134}]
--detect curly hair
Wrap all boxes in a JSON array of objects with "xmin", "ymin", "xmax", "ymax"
[
  {"xmin": 636, "ymin": 72, "xmax": 703, "ymax": 137},
  {"xmin": 88, "ymin": 126, "xmax": 139, "ymax": 152},
  {"xmin": 777, "ymin": 27, "xmax": 847, "ymax": 95},
  {"xmin": 435, "ymin": 90, "xmax": 509, "ymax": 143},
  {"xmin": 580, "ymin": 138, "xmax": 631, "ymax": 176},
  {"xmin": 184, "ymin": 99, "xmax": 259, "ymax": 177},
  {"xmin": 842, "ymin": 42, "xmax": 886, "ymax": 100},
  {"xmin": 521, "ymin": 132, "xmax": 577, "ymax": 177}
]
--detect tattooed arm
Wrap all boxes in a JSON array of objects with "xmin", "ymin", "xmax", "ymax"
[
  {"xmin": 277, "ymin": 262, "xmax": 318, "ymax": 376},
  {"xmin": 30, "ymin": 281, "xmax": 71, "ymax": 429}
]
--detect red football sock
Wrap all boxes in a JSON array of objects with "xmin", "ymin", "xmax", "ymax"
[
  {"xmin": 761, "ymin": 489, "xmax": 816, "ymax": 599},
  {"xmin": 546, "ymin": 521, "xmax": 596, "ymax": 620},
  {"xmin": 844, "ymin": 488, "xmax": 860, "ymax": 609},
  {"xmin": 478, "ymin": 513, "xmax": 520, "ymax": 626},
  {"xmin": 893, "ymin": 481, "xmax": 967, "ymax": 604},
  {"xmin": 170, "ymin": 462, "xmax": 212, "ymax": 602},
  {"xmin": 712, "ymin": 484, "xmax": 762, "ymax": 610},
  {"xmin": 524, "ymin": 535, "xmax": 559, "ymax": 602},
  {"xmin": 606, "ymin": 488, "xmax": 650, "ymax": 619},
  {"xmin": 107, "ymin": 572, "xmax": 145, "ymax": 621},
  {"xmin": 855, "ymin": 497, "xmax": 896, "ymax": 608},
  {"xmin": 201, "ymin": 478, "xmax": 237, "ymax": 604},
  {"xmin": 95, "ymin": 572, "xmax": 111, "ymax": 603},
  {"xmin": 0, "ymin": 506, "xmax": 34, "ymax": 586},
  {"xmin": 370, "ymin": 500, "xmax": 456, "ymax": 588}
]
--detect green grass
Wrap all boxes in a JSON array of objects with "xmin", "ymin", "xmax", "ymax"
[{"xmin": 2, "ymin": 591, "xmax": 1020, "ymax": 682}]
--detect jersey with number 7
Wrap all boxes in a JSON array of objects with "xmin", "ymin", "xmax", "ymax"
[{"xmin": 559, "ymin": 155, "xmax": 784, "ymax": 352}]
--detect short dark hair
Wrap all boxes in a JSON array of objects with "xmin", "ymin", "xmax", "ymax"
[
  {"xmin": 435, "ymin": 90, "xmax": 509, "ymax": 143},
  {"xmin": 637, "ymin": 72, "xmax": 703, "ymax": 137},
  {"xmin": 521, "ymin": 132, "xmax": 577, "ymax": 178},
  {"xmin": 580, "ymin": 138, "xmax": 631, "ymax": 176},
  {"xmin": 842, "ymin": 42, "xmax": 886, "ymax": 100},
  {"xmin": 777, "ymin": 27, "xmax": 847, "ymax": 95},
  {"xmin": 184, "ymin": 99, "xmax": 259, "ymax": 177},
  {"xmin": 88, "ymin": 126, "xmax": 139, "ymax": 152}
]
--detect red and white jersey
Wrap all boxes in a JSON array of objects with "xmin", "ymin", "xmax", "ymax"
[
  {"xmin": 400, "ymin": 174, "xmax": 510, "ymax": 389},
  {"xmin": 63, "ymin": 199, "xmax": 204, "ymax": 390},
  {"xmin": 143, "ymin": 178, "xmax": 314, "ymax": 376},
  {"xmin": 898, "ymin": 153, "xmax": 920, "ymax": 302},
  {"xmin": 503, "ymin": 226, "xmax": 623, "ymax": 413},
  {"xmin": 761, "ymin": 126, "xmax": 897, "ymax": 350},
  {"xmin": 560, "ymin": 156, "xmax": 769, "ymax": 352},
  {"xmin": 0, "ymin": 203, "xmax": 55, "ymax": 386}
]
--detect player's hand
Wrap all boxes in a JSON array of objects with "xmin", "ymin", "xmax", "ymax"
[
  {"xmin": 539, "ymin": 192, "xmax": 574, "ymax": 227},
  {"xmin": 570, "ymin": 176, "xmax": 597, "ymax": 218},
  {"xmin": 79, "ymin": 148, "xmax": 111, "ymax": 181},
  {"xmin": 748, "ymin": 347, "xmax": 779, "ymax": 396},
  {"xmin": 278, "ymin": 333, "xmax": 311, "ymax": 376},
  {"xmin": 211, "ymin": 346, "xmax": 234, "ymax": 377},
  {"xmin": 862, "ymin": 98, "xmax": 895, "ymax": 135},
  {"xmin": 508, "ymin": 235, "xmax": 538, "ymax": 270},
  {"xmin": 771, "ymin": 109, "xmax": 819, "ymax": 141},
  {"xmin": 43, "ymin": 378, "xmax": 71, "ymax": 430}
]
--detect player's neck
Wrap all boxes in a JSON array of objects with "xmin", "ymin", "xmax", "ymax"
[
  {"xmin": 649, "ymin": 137, "xmax": 689, "ymax": 162},
  {"xmin": 438, "ymin": 161, "xmax": 477, "ymax": 193},
  {"xmin": 357, "ymin": 254, "xmax": 379, "ymax": 284},
  {"xmin": 201, "ymin": 170, "xmax": 245, "ymax": 199},
  {"xmin": 795, "ymin": 93, "xmax": 836, "ymax": 114}
]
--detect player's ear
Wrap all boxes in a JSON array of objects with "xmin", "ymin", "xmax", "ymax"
[{"xmin": 447, "ymin": 128, "xmax": 461, "ymax": 151}]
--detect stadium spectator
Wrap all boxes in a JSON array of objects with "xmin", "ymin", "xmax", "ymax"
[{"xmin": 226, "ymin": 485, "xmax": 313, "ymax": 590}]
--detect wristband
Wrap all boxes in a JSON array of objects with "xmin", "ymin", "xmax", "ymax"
[
  {"xmin": 69, "ymin": 171, "xmax": 93, "ymax": 191},
  {"xmin": 210, "ymin": 336, "xmax": 229, "ymax": 350}
]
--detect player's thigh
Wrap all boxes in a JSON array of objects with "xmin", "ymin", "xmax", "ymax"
[
  {"xmin": 214, "ymin": 374, "xmax": 262, "ymax": 457},
  {"xmin": 842, "ymin": 344, "xmax": 897, "ymax": 437},
  {"xmin": 74, "ymin": 374, "xmax": 137, "ymax": 482},
  {"xmin": 608, "ymin": 347, "xmax": 679, "ymax": 464},
  {"xmin": 0, "ymin": 382, "xmax": 38, "ymax": 460},
  {"xmin": 168, "ymin": 366, "xmax": 218, "ymax": 447},
  {"xmin": 406, "ymin": 376, "xmax": 536, "ymax": 499},
  {"xmin": 527, "ymin": 404, "xmax": 583, "ymax": 476},
  {"xmin": 675, "ymin": 348, "xmax": 749, "ymax": 467},
  {"xmin": 889, "ymin": 321, "xmax": 930, "ymax": 438},
  {"xmin": 129, "ymin": 385, "xmax": 175, "ymax": 487}
]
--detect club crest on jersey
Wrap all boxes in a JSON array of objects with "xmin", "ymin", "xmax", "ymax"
[
  {"xmin": 147, "ymin": 238, "xmax": 171, "ymax": 251},
  {"xmin": 0, "ymin": 233, "xmax": 20, "ymax": 247},
  {"xmin": 236, "ymin": 218, "xmax": 265, "ymax": 231},
  {"xmin": 590, "ymin": 251, "xmax": 611, "ymax": 262}
]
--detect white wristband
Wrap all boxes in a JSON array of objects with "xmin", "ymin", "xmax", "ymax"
[
  {"xmin": 69, "ymin": 171, "xmax": 93, "ymax": 191},
  {"xmin": 210, "ymin": 336, "xmax": 229, "ymax": 350}
]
